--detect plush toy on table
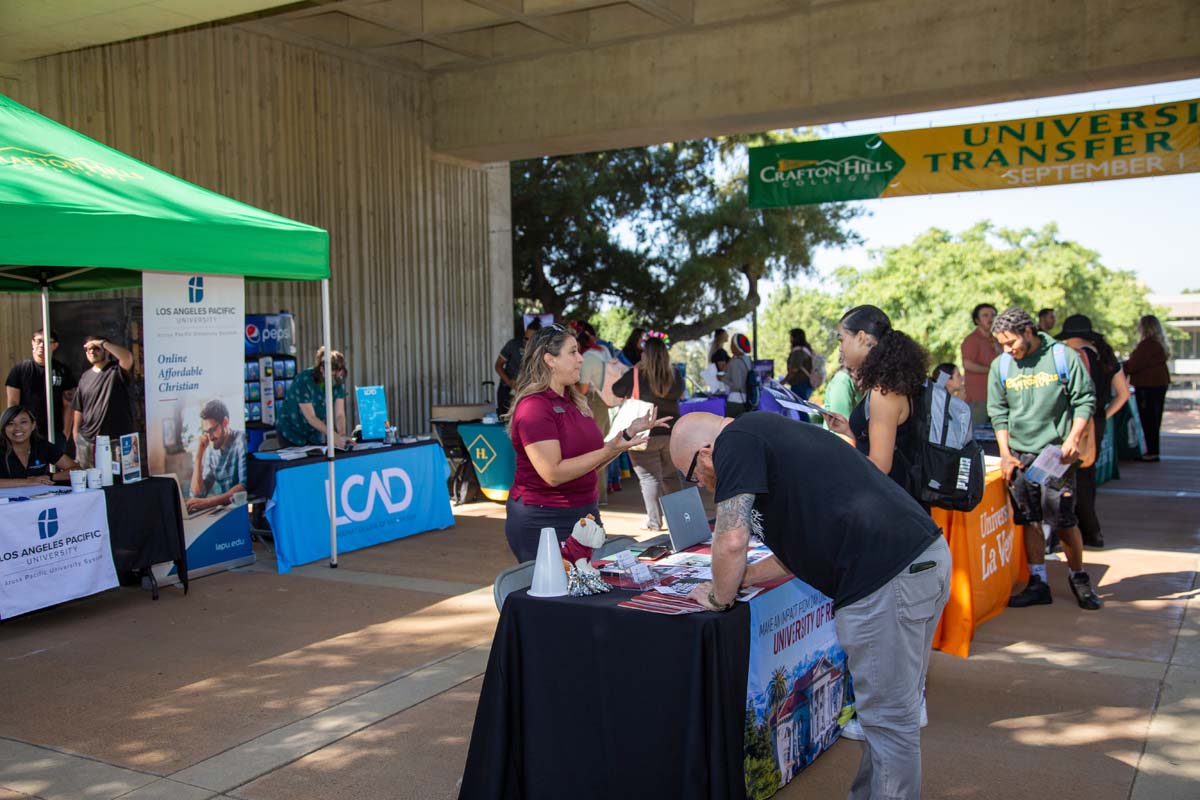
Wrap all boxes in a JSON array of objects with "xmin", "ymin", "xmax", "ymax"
[{"xmin": 560, "ymin": 515, "xmax": 611, "ymax": 596}]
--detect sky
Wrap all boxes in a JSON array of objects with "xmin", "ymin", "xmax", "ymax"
[{"xmin": 799, "ymin": 78, "xmax": 1200, "ymax": 299}]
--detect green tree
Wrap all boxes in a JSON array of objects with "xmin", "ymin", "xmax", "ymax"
[
  {"xmin": 512, "ymin": 134, "xmax": 860, "ymax": 340},
  {"xmin": 761, "ymin": 222, "xmax": 1158, "ymax": 375}
]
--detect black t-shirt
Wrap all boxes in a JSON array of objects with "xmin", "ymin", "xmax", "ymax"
[
  {"xmin": 4, "ymin": 359, "xmax": 77, "ymax": 437},
  {"xmin": 498, "ymin": 337, "xmax": 524, "ymax": 380},
  {"xmin": 0, "ymin": 439, "xmax": 66, "ymax": 479},
  {"xmin": 849, "ymin": 388, "xmax": 922, "ymax": 493},
  {"xmin": 713, "ymin": 412, "xmax": 941, "ymax": 610},
  {"xmin": 1080, "ymin": 345, "xmax": 1116, "ymax": 448},
  {"xmin": 71, "ymin": 362, "xmax": 136, "ymax": 439},
  {"xmin": 612, "ymin": 368, "xmax": 684, "ymax": 437},
  {"xmin": 710, "ymin": 348, "xmax": 730, "ymax": 365}
]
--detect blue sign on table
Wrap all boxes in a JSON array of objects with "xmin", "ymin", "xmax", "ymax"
[
  {"xmin": 356, "ymin": 385, "xmax": 388, "ymax": 441},
  {"xmin": 266, "ymin": 444, "xmax": 454, "ymax": 573}
]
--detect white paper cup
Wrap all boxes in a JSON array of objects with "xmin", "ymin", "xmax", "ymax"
[
  {"xmin": 232, "ymin": 490, "xmax": 248, "ymax": 506},
  {"xmin": 69, "ymin": 470, "xmax": 88, "ymax": 493},
  {"xmin": 86, "ymin": 468, "xmax": 102, "ymax": 489}
]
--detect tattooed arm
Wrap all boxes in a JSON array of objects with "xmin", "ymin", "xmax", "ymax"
[{"xmin": 694, "ymin": 493, "xmax": 755, "ymax": 610}]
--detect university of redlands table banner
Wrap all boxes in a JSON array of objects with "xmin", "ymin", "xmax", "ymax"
[
  {"xmin": 744, "ymin": 579, "xmax": 849, "ymax": 798},
  {"xmin": 749, "ymin": 98, "xmax": 1200, "ymax": 207},
  {"xmin": 0, "ymin": 491, "xmax": 118, "ymax": 618}
]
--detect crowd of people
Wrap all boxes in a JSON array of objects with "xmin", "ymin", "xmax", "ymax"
[{"xmin": 489, "ymin": 302, "xmax": 1172, "ymax": 800}]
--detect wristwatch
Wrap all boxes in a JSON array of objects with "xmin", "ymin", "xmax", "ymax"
[
  {"xmin": 707, "ymin": 589, "xmax": 735, "ymax": 612},
  {"xmin": 621, "ymin": 429, "xmax": 633, "ymax": 442}
]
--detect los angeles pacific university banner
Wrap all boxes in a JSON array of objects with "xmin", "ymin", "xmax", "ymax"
[
  {"xmin": 0, "ymin": 491, "xmax": 118, "ymax": 618},
  {"xmin": 745, "ymin": 580, "xmax": 849, "ymax": 799},
  {"xmin": 143, "ymin": 273, "xmax": 252, "ymax": 581},
  {"xmin": 750, "ymin": 97, "xmax": 1200, "ymax": 207}
]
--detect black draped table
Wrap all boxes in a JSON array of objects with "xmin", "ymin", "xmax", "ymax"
[
  {"xmin": 458, "ymin": 589, "xmax": 751, "ymax": 800},
  {"xmin": 105, "ymin": 476, "xmax": 188, "ymax": 595}
]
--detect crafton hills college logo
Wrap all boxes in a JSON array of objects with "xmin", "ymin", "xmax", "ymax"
[{"xmin": 0, "ymin": 146, "xmax": 146, "ymax": 182}]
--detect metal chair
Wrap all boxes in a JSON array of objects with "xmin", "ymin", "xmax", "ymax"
[{"xmin": 493, "ymin": 560, "xmax": 536, "ymax": 612}]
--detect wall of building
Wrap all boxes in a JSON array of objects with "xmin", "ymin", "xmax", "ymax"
[{"xmin": 0, "ymin": 24, "xmax": 511, "ymax": 433}]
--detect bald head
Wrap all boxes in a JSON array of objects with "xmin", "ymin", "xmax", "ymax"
[{"xmin": 669, "ymin": 412, "xmax": 730, "ymax": 473}]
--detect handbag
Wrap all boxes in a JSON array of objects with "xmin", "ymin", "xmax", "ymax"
[{"xmin": 605, "ymin": 367, "xmax": 654, "ymax": 451}]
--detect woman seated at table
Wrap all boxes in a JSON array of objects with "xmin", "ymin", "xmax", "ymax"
[
  {"xmin": 276, "ymin": 347, "xmax": 351, "ymax": 449},
  {"xmin": 504, "ymin": 324, "xmax": 667, "ymax": 562},
  {"xmin": 0, "ymin": 405, "xmax": 79, "ymax": 487},
  {"xmin": 611, "ymin": 333, "xmax": 684, "ymax": 531}
]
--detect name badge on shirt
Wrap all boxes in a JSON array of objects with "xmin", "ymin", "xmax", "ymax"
[{"xmin": 552, "ymin": 406, "xmax": 565, "ymax": 414}]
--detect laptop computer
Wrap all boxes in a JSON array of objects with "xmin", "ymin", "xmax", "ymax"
[
  {"xmin": 660, "ymin": 487, "xmax": 712, "ymax": 553},
  {"xmin": 164, "ymin": 475, "xmax": 227, "ymax": 521}
]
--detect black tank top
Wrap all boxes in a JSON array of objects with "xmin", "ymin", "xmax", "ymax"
[{"xmin": 849, "ymin": 388, "xmax": 922, "ymax": 493}]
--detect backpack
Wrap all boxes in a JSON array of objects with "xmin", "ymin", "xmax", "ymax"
[
  {"xmin": 997, "ymin": 343, "xmax": 1095, "ymax": 468},
  {"xmin": 449, "ymin": 459, "xmax": 481, "ymax": 505},
  {"xmin": 869, "ymin": 377, "xmax": 985, "ymax": 511}
]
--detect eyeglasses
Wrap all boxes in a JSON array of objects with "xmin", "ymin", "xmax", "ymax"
[
  {"xmin": 684, "ymin": 444, "xmax": 710, "ymax": 484},
  {"xmin": 84, "ymin": 345, "xmax": 105, "ymax": 353},
  {"xmin": 201, "ymin": 423, "xmax": 221, "ymax": 437}
]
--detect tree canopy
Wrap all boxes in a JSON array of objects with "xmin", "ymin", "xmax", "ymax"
[
  {"xmin": 511, "ymin": 135, "xmax": 860, "ymax": 339},
  {"xmin": 757, "ymin": 222, "xmax": 1159, "ymax": 385}
]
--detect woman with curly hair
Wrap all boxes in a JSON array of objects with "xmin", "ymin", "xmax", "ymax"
[{"xmin": 825, "ymin": 305, "xmax": 930, "ymax": 492}]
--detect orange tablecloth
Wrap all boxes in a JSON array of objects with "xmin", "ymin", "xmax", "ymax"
[{"xmin": 930, "ymin": 470, "xmax": 1028, "ymax": 657}]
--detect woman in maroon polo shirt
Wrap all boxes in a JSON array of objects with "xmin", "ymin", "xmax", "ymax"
[{"xmin": 503, "ymin": 324, "xmax": 668, "ymax": 562}]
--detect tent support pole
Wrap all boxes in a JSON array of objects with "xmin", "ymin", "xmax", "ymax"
[
  {"xmin": 322, "ymin": 279, "xmax": 337, "ymax": 568},
  {"xmin": 40, "ymin": 282, "xmax": 57, "ymax": 447}
]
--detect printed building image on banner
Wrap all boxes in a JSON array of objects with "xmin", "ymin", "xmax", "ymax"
[
  {"xmin": 142, "ymin": 273, "xmax": 251, "ymax": 581},
  {"xmin": 745, "ymin": 580, "xmax": 849, "ymax": 800}
]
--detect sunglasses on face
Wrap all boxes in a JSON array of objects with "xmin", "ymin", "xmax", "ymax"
[
  {"xmin": 84, "ymin": 345, "xmax": 105, "ymax": 353},
  {"xmin": 684, "ymin": 444, "xmax": 710, "ymax": 483}
]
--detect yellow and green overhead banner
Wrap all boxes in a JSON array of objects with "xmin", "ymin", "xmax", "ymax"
[{"xmin": 749, "ymin": 98, "xmax": 1200, "ymax": 208}]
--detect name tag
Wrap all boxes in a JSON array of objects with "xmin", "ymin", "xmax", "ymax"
[{"xmin": 552, "ymin": 406, "xmax": 565, "ymax": 414}]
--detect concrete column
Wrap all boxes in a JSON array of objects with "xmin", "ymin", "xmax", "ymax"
[{"xmin": 484, "ymin": 162, "xmax": 513, "ymax": 358}]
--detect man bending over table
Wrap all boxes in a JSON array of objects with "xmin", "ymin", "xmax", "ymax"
[{"xmin": 670, "ymin": 411, "xmax": 950, "ymax": 800}]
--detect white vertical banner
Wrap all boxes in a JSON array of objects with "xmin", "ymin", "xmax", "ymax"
[{"xmin": 142, "ymin": 273, "xmax": 252, "ymax": 580}]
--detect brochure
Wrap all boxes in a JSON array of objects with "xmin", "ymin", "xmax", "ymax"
[{"xmin": 1024, "ymin": 444, "xmax": 1070, "ymax": 487}]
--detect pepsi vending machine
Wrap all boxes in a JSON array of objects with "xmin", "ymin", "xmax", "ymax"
[{"xmin": 245, "ymin": 312, "xmax": 298, "ymax": 453}]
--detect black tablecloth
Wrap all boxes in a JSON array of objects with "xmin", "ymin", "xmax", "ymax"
[
  {"xmin": 246, "ymin": 442, "xmax": 439, "ymax": 500},
  {"xmin": 459, "ymin": 589, "xmax": 750, "ymax": 800},
  {"xmin": 104, "ymin": 477, "xmax": 188, "ymax": 593}
]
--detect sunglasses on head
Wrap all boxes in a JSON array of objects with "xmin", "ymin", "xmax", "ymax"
[{"xmin": 684, "ymin": 444, "xmax": 710, "ymax": 483}]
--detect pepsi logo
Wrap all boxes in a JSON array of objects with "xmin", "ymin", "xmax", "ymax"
[{"xmin": 246, "ymin": 324, "xmax": 261, "ymax": 343}]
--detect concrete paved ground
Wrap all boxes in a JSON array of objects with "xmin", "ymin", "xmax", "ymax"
[{"xmin": 1, "ymin": 412, "xmax": 1197, "ymax": 799}]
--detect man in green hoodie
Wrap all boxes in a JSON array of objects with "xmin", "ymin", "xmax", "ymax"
[{"xmin": 988, "ymin": 307, "xmax": 1101, "ymax": 610}]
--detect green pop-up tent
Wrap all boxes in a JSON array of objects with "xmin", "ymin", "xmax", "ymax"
[{"xmin": 0, "ymin": 93, "xmax": 347, "ymax": 565}]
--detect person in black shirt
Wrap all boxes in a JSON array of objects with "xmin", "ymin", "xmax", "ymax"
[
  {"xmin": 670, "ymin": 411, "xmax": 950, "ymax": 800},
  {"xmin": 5, "ymin": 328, "xmax": 77, "ymax": 442},
  {"xmin": 0, "ymin": 405, "xmax": 79, "ymax": 487},
  {"xmin": 495, "ymin": 319, "xmax": 542, "ymax": 416},
  {"xmin": 70, "ymin": 335, "xmax": 136, "ymax": 468}
]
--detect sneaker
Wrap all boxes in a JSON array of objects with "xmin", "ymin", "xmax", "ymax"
[
  {"xmin": 1069, "ymin": 571, "xmax": 1103, "ymax": 610},
  {"xmin": 1008, "ymin": 574, "xmax": 1052, "ymax": 607},
  {"xmin": 841, "ymin": 716, "xmax": 865, "ymax": 741}
]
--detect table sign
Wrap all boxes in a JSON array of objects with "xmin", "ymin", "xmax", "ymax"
[
  {"xmin": 356, "ymin": 385, "xmax": 388, "ymax": 441},
  {"xmin": 120, "ymin": 433, "xmax": 142, "ymax": 483}
]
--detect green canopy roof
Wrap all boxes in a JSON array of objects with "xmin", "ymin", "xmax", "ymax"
[{"xmin": 0, "ymin": 93, "xmax": 329, "ymax": 292}]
